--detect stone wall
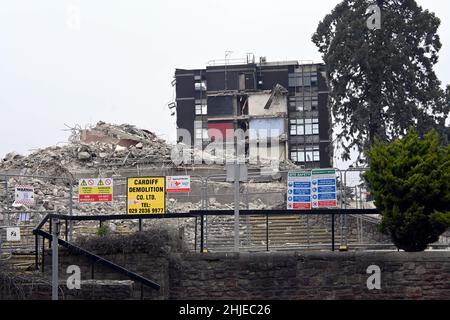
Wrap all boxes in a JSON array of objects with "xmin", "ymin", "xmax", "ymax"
[{"xmin": 45, "ymin": 250, "xmax": 450, "ymax": 300}]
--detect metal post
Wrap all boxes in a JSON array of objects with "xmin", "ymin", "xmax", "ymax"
[
  {"xmin": 194, "ymin": 216, "xmax": 198, "ymax": 252},
  {"xmin": 200, "ymin": 215, "xmax": 204, "ymax": 253},
  {"xmin": 52, "ymin": 218, "xmax": 60, "ymax": 300},
  {"xmin": 331, "ymin": 212, "xmax": 335, "ymax": 252},
  {"xmin": 69, "ymin": 182, "xmax": 73, "ymax": 242},
  {"xmin": 65, "ymin": 219, "xmax": 68, "ymax": 241},
  {"xmin": 49, "ymin": 219, "xmax": 52, "ymax": 249},
  {"xmin": 5, "ymin": 177, "xmax": 10, "ymax": 227},
  {"xmin": 234, "ymin": 163, "xmax": 240, "ymax": 252},
  {"xmin": 35, "ymin": 234, "xmax": 39, "ymax": 270},
  {"xmin": 42, "ymin": 236, "xmax": 45, "ymax": 273},
  {"xmin": 266, "ymin": 213, "xmax": 269, "ymax": 252},
  {"xmin": 306, "ymin": 214, "xmax": 310, "ymax": 249},
  {"xmin": 0, "ymin": 228, "xmax": 3, "ymax": 259}
]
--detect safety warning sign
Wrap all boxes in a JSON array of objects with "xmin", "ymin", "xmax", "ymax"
[
  {"xmin": 79, "ymin": 178, "xmax": 113, "ymax": 203},
  {"xmin": 127, "ymin": 177, "xmax": 165, "ymax": 214},
  {"xmin": 166, "ymin": 176, "xmax": 191, "ymax": 193},
  {"xmin": 311, "ymin": 169, "xmax": 337, "ymax": 209},
  {"xmin": 287, "ymin": 172, "xmax": 312, "ymax": 210},
  {"xmin": 13, "ymin": 185, "xmax": 35, "ymax": 207}
]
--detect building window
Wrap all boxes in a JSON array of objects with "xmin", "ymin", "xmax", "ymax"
[
  {"xmin": 289, "ymin": 95, "xmax": 318, "ymax": 112},
  {"xmin": 194, "ymin": 121, "xmax": 208, "ymax": 141},
  {"xmin": 291, "ymin": 145, "xmax": 320, "ymax": 163},
  {"xmin": 195, "ymin": 99, "xmax": 207, "ymax": 115},
  {"xmin": 289, "ymin": 72, "xmax": 318, "ymax": 88},
  {"xmin": 289, "ymin": 118, "xmax": 319, "ymax": 136},
  {"xmin": 195, "ymin": 80, "xmax": 207, "ymax": 91}
]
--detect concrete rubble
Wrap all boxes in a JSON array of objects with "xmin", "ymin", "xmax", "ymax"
[{"xmin": 0, "ymin": 122, "xmax": 295, "ymax": 240}]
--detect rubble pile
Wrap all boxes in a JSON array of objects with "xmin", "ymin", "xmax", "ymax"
[
  {"xmin": 0, "ymin": 122, "xmax": 173, "ymax": 177},
  {"xmin": 0, "ymin": 121, "xmax": 290, "ymax": 240}
]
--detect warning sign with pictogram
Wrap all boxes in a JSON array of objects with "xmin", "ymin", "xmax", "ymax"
[
  {"xmin": 287, "ymin": 172, "xmax": 311, "ymax": 210},
  {"xmin": 79, "ymin": 178, "xmax": 113, "ymax": 203},
  {"xmin": 13, "ymin": 185, "xmax": 35, "ymax": 207}
]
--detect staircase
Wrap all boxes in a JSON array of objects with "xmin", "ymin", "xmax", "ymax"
[{"xmin": 203, "ymin": 214, "xmax": 360, "ymax": 252}]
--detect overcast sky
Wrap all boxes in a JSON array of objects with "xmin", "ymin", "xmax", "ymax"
[{"xmin": 1, "ymin": 0, "xmax": 449, "ymax": 168}]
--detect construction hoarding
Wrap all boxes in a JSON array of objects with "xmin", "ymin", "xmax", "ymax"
[
  {"xmin": 79, "ymin": 178, "xmax": 113, "ymax": 203},
  {"xmin": 127, "ymin": 177, "xmax": 165, "ymax": 214}
]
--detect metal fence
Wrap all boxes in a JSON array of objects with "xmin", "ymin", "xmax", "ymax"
[{"xmin": 0, "ymin": 168, "xmax": 392, "ymax": 254}]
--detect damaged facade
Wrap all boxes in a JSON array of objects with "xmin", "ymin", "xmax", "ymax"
[{"xmin": 173, "ymin": 56, "xmax": 332, "ymax": 168}]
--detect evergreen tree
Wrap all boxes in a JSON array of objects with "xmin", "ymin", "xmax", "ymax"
[
  {"xmin": 312, "ymin": 0, "xmax": 449, "ymax": 161},
  {"xmin": 365, "ymin": 130, "xmax": 450, "ymax": 252}
]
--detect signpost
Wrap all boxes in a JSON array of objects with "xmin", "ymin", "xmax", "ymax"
[
  {"xmin": 287, "ymin": 172, "xmax": 312, "ymax": 210},
  {"xmin": 166, "ymin": 176, "xmax": 191, "ymax": 193},
  {"xmin": 79, "ymin": 178, "xmax": 113, "ymax": 203},
  {"xmin": 127, "ymin": 177, "xmax": 165, "ymax": 214}
]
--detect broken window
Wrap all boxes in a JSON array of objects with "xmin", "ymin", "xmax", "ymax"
[{"xmin": 195, "ymin": 80, "xmax": 207, "ymax": 91}]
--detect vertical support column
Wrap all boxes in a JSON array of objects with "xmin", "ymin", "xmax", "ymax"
[
  {"xmin": 51, "ymin": 218, "xmax": 60, "ymax": 301},
  {"xmin": 306, "ymin": 214, "xmax": 311, "ymax": 249},
  {"xmin": 49, "ymin": 219, "xmax": 52, "ymax": 249},
  {"xmin": 42, "ymin": 236, "xmax": 45, "ymax": 273},
  {"xmin": 233, "ymin": 164, "xmax": 240, "ymax": 252},
  {"xmin": 194, "ymin": 216, "xmax": 198, "ymax": 252},
  {"xmin": 35, "ymin": 234, "xmax": 39, "ymax": 270},
  {"xmin": 266, "ymin": 213, "xmax": 269, "ymax": 252},
  {"xmin": 200, "ymin": 215, "xmax": 204, "ymax": 253},
  {"xmin": 5, "ymin": 176, "xmax": 10, "ymax": 226},
  {"xmin": 331, "ymin": 212, "xmax": 335, "ymax": 252},
  {"xmin": 69, "ymin": 182, "xmax": 74, "ymax": 242}
]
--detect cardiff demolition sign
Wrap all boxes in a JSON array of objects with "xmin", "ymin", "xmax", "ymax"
[{"xmin": 127, "ymin": 177, "xmax": 166, "ymax": 214}]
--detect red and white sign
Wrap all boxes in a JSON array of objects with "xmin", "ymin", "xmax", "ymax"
[
  {"xmin": 166, "ymin": 176, "xmax": 191, "ymax": 193},
  {"xmin": 13, "ymin": 185, "xmax": 35, "ymax": 207},
  {"xmin": 79, "ymin": 178, "xmax": 113, "ymax": 203}
]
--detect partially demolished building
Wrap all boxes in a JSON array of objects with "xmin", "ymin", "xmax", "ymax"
[{"xmin": 173, "ymin": 56, "xmax": 332, "ymax": 169}]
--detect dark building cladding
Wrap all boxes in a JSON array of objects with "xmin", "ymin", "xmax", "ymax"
[{"xmin": 173, "ymin": 57, "xmax": 332, "ymax": 169}]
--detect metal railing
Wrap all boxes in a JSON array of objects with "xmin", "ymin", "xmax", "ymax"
[{"xmin": 33, "ymin": 213, "xmax": 161, "ymax": 298}]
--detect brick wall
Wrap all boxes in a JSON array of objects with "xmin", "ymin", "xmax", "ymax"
[{"xmin": 44, "ymin": 250, "xmax": 450, "ymax": 300}]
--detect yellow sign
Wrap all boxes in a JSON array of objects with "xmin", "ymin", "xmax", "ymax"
[
  {"xmin": 79, "ymin": 178, "xmax": 113, "ymax": 203},
  {"xmin": 127, "ymin": 177, "xmax": 166, "ymax": 214}
]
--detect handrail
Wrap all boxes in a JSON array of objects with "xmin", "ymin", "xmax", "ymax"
[
  {"xmin": 33, "ymin": 209, "xmax": 380, "ymax": 226},
  {"xmin": 34, "ymin": 229, "xmax": 160, "ymax": 290}
]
